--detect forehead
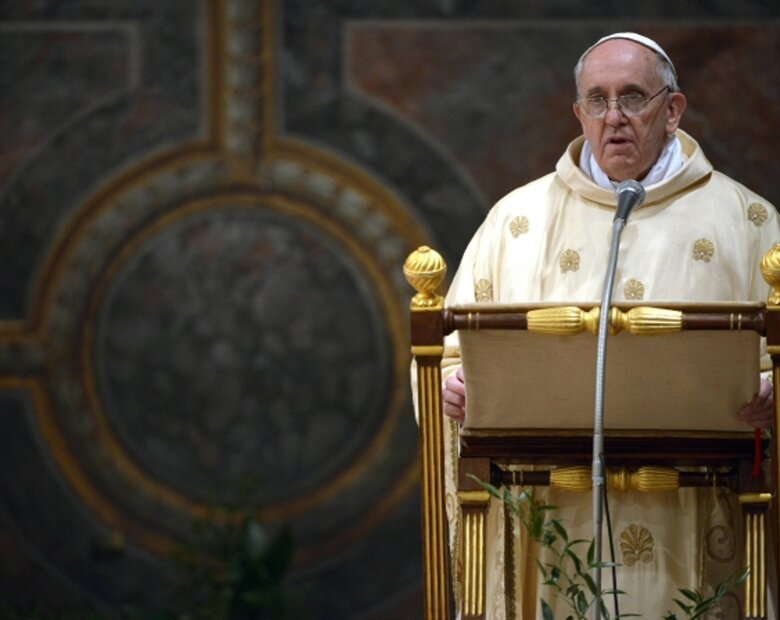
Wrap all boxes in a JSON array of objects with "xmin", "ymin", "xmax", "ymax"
[{"xmin": 579, "ymin": 40, "xmax": 660, "ymax": 91}]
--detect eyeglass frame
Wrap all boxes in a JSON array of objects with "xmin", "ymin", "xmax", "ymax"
[{"xmin": 576, "ymin": 85, "xmax": 672, "ymax": 119}]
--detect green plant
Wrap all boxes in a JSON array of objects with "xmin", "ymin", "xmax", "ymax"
[
  {"xmin": 163, "ymin": 509, "xmax": 296, "ymax": 620},
  {"xmin": 1, "ymin": 482, "xmax": 297, "ymax": 620},
  {"xmin": 662, "ymin": 570, "xmax": 749, "ymax": 620},
  {"xmin": 471, "ymin": 476, "xmax": 747, "ymax": 620}
]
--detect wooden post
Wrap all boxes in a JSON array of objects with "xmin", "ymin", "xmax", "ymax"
[
  {"xmin": 405, "ymin": 246, "xmax": 451, "ymax": 619},
  {"xmin": 758, "ymin": 244, "xmax": 780, "ymax": 617},
  {"xmin": 458, "ymin": 457, "xmax": 491, "ymax": 620}
]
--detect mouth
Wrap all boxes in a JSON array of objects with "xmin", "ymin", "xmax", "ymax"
[{"xmin": 606, "ymin": 136, "xmax": 632, "ymax": 147}]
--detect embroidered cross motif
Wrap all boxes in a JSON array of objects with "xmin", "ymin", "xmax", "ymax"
[
  {"xmin": 509, "ymin": 216, "xmax": 529, "ymax": 238},
  {"xmin": 748, "ymin": 203, "xmax": 768, "ymax": 227},
  {"xmin": 559, "ymin": 249, "xmax": 580, "ymax": 273},
  {"xmin": 693, "ymin": 238, "xmax": 715, "ymax": 263},
  {"xmin": 474, "ymin": 278, "xmax": 493, "ymax": 301},
  {"xmin": 623, "ymin": 278, "xmax": 645, "ymax": 300}
]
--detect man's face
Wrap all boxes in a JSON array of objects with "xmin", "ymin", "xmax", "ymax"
[{"xmin": 573, "ymin": 39, "xmax": 686, "ymax": 182}]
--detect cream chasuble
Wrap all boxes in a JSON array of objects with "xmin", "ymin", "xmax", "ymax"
[{"xmin": 438, "ymin": 130, "xmax": 780, "ymax": 619}]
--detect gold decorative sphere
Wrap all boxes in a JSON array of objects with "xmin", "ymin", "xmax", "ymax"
[
  {"xmin": 403, "ymin": 246, "xmax": 447, "ymax": 308},
  {"xmin": 760, "ymin": 243, "xmax": 780, "ymax": 305}
]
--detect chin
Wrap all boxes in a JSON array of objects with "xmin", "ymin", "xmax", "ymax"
[
  {"xmin": 600, "ymin": 154, "xmax": 642, "ymax": 181},
  {"xmin": 602, "ymin": 163, "xmax": 641, "ymax": 182},
  {"xmin": 607, "ymin": 173, "xmax": 636, "ymax": 182}
]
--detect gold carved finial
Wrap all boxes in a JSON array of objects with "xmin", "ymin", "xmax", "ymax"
[
  {"xmin": 760, "ymin": 243, "xmax": 780, "ymax": 306},
  {"xmin": 629, "ymin": 466, "xmax": 680, "ymax": 492},
  {"xmin": 528, "ymin": 307, "xmax": 584, "ymax": 335},
  {"xmin": 403, "ymin": 246, "xmax": 447, "ymax": 308},
  {"xmin": 526, "ymin": 306, "xmax": 601, "ymax": 335},
  {"xmin": 549, "ymin": 466, "xmax": 680, "ymax": 492},
  {"xmin": 526, "ymin": 305, "xmax": 681, "ymax": 336},
  {"xmin": 610, "ymin": 306, "xmax": 683, "ymax": 335},
  {"xmin": 549, "ymin": 467, "xmax": 592, "ymax": 492}
]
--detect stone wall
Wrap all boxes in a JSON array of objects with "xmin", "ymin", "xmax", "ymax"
[{"xmin": 0, "ymin": 1, "xmax": 778, "ymax": 617}]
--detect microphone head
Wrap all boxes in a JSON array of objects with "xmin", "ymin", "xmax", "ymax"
[
  {"xmin": 614, "ymin": 179, "xmax": 645, "ymax": 222},
  {"xmin": 615, "ymin": 179, "xmax": 646, "ymax": 206}
]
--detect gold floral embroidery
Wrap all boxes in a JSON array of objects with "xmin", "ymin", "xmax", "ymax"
[
  {"xmin": 509, "ymin": 216, "xmax": 529, "ymax": 238},
  {"xmin": 474, "ymin": 278, "xmax": 493, "ymax": 301},
  {"xmin": 748, "ymin": 203, "xmax": 768, "ymax": 227},
  {"xmin": 619, "ymin": 523, "xmax": 655, "ymax": 566},
  {"xmin": 559, "ymin": 249, "xmax": 580, "ymax": 273},
  {"xmin": 693, "ymin": 238, "xmax": 715, "ymax": 263},
  {"xmin": 623, "ymin": 278, "xmax": 645, "ymax": 300}
]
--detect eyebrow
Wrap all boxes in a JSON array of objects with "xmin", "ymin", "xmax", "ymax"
[{"xmin": 584, "ymin": 83, "xmax": 649, "ymax": 97}]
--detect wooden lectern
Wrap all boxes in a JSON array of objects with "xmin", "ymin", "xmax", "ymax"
[{"xmin": 405, "ymin": 244, "xmax": 780, "ymax": 620}]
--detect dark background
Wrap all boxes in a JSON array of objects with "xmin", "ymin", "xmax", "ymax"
[{"xmin": 1, "ymin": 1, "xmax": 778, "ymax": 617}]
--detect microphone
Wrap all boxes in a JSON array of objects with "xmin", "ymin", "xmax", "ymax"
[
  {"xmin": 592, "ymin": 177, "xmax": 645, "ymax": 612},
  {"xmin": 614, "ymin": 179, "xmax": 646, "ymax": 222}
]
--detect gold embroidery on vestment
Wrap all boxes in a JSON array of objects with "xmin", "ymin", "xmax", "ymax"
[
  {"xmin": 748, "ymin": 203, "xmax": 768, "ymax": 227},
  {"xmin": 693, "ymin": 238, "xmax": 715, "ymax": 263},
  {"xmin": 704, "ymin": 487, "xmax": 738, "ymax": 563},
  {"xmin": 475, "ymin": 278, "xmax": 493, "ymax": 301},
  {"xmin": 446, "ymin": 419, "xmax": 462, "ymax": 602},
  {"xmin": 619, "ymin": 523, "xmax": 655, "ymax": 566},
  {"xmin": 623, "ymin": 278, "xmax": 645, "ymax": 300},
  {"xmin": 509, "ymin": 216, "xmax": 529, "ymax": 238},
  {"xmin": 559, "ymin": 249, "xmax": 580, "ymax": 273}
]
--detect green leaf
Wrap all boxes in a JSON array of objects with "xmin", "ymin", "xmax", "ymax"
[
  {"xmin": 541, "ymin": 599, "xmax": 555, "ymax": 620},
  {"xmin": 244, "ymin": 519, "xmax": 269, "ymax": 558},
  {"xmin": 677, "ymin": 588, "xmax": 699, "ymax": 602},
  {"xmin": 569, "ymin": 538, "xmax": 590, "ymax": 546},
  {"xmin": 714, "ymin": 580, "xmax": 728, "ymax": 597},
  {"xmin": 581, "ymin": 572, "xmax": 598, "ymax": 596},
  {"xmin": 551, "ymin": 519, "xmax": 569, "ymax": 544},
  {"xmin": 575, "ymin": 590, "xmax": 588, "ymax": 614},
  {"xmin": 467, "ymin": 474, "xmax": 502, "ymax": 499},
  {"xmin": 586, "ymin": 539, "xmax": 595, "ymax": 565},
  {"xmin": 262, "ymin": 526, "xmax": 294, "ymax": 581},
  {"xmin": 563, "ymin": 547, "xmax": 583, "ymax": 574},
  {"xmin": 673, "ymin": 598, "xmax": 692, "ymax": 613}
]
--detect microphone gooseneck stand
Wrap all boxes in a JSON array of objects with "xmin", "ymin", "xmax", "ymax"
[{"xmin": 592, "ymin": 180, "xmax": 645, "ymax": 620}]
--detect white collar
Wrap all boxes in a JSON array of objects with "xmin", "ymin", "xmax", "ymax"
[{"xmin": 579, "ymin": 134, "xmax": 684, "ymax": 191}]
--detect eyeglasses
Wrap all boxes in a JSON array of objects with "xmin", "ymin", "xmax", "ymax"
[{"xmin": 577, "ymin": 85, "xmax": 671, "ymax": 119}]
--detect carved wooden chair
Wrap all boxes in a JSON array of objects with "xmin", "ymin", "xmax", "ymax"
[{"xmin": 405, "ymin": 244, "xmax": 780, "ymax": 620}]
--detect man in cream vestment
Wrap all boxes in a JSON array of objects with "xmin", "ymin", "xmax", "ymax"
[{"xmin": 437, "ymin": 33, "xmax": 779, "ymax": 619}]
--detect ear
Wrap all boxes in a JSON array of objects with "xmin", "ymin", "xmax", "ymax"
[
  {"xmin": 665, "ymin": 92, "xmax": 686, "ymax": 134},
  {"xmin": 573, "ymin": 101, "xmax": 585, "ymax": 127}
]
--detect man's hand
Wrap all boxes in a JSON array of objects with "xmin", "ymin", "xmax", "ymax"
[
  {"xmin": 443, "ymin": 366, "xmax": 466, "ymax": 424},
  {"xmin": 737, "ymin": 378, "xmax": 774, "ymax": 429}
]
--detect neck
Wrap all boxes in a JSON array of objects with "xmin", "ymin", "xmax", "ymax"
[{"xmin": 580, "ymin": 134, "xmax": 682, "ymax": 190}]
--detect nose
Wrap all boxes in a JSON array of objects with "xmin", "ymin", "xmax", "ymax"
[{"xmin": 604, "ymin": 102, "xmax": 626, "ymax": 125}]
